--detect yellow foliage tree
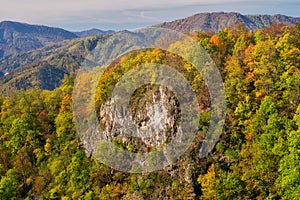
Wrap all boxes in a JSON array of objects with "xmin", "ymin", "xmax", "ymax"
[{"xmin": 197, "ymin": 164, "xmax": 218, "ymax": 200}]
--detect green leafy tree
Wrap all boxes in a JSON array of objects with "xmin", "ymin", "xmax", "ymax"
[
  {"xmin": 0, "ymin": 169, "xmax": 19, "ymax": 199},
  {"xmin": 276, "ymin": 106, "xmax": 300, "ymax": 199}
]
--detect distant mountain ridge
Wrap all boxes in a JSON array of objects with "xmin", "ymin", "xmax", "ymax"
[
  {"xmin": 1, "ymin": 12, "xmax": 300, "ymax": 91},
  {"xmin": 73, "ymin": 28, "xmax": 114, "ymax": 38},
  {"xmin": 155, "ymin": 12, "xmax": 300, "ymax": 32},
  {"xmin": 1, "ymin": 12, "xmax": 299, "ymax": 60},
  {"xmin": 0, "ymin": 34, "xmax": 108, "ymax": 91},
  {"xmin": 0, "ymin": 21, "xmax": 115, "ymax": 59},
  {"xmin": 0, "ymin": 21, "xmax": 78, "ymax": 58}
]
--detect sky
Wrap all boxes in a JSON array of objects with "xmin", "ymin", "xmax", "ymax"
[{"xmin": 0, "ymin": 0, "xmax": 299, "ymax": 31}]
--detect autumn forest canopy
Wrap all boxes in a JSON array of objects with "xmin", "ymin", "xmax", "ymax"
[{"xmin": 0, "ymin": 22, "xmax": 300, "ymax": 199}]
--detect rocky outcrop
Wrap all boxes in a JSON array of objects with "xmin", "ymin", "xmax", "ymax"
[{"xmin": 86, "ymin": 86, "xmax": 181, "ymax": 154}]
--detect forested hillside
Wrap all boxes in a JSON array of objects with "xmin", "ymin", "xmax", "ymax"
[{"xmin": 0, "ymin": 22, "xmax": 299, "ymax": 199}]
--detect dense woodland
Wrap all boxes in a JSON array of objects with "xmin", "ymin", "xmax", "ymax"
[{"xmin": 0, "ymin": 23, "xmax": 300, "ymax": 199}]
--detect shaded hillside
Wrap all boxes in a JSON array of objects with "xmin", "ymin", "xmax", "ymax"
[
  {"xmin": 0, "ymin": 21, "xmax": 78, "ymax": 58},
  {"xmin": 0, "ymin": 34, "xmax": 108, "ymax": 91},
  {"xmin": 73, "ymin": 28, "xmax": 114, "ymax": 37},
  {"xmin": 0, "ymin": 29, "xmax": 161, "ymax": 92},
  {"xmin": 155, "ymin": 12, "xmax": 300, "ymax": 32}
]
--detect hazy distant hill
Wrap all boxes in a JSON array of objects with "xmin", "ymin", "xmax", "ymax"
[
  {"xmin": 0, "ymin": 21, "xmax": 78, "ymax": 58},
  {"xmin": 155, "ymin": 12, "xmax": 300, "ymax": 32},
  {"xmin": 73, "ymin": 28, "xmax": 114, "ymax": 37}
]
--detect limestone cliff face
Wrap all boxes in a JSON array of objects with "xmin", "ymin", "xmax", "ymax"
[{"xmin": 99, "ymin": 86, "xmax": 181, "ymax": 151}]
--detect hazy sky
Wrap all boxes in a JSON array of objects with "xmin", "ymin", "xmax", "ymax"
[{"xmin": 0, "ymin": 0, "xmax": 299, "ymax": 31}]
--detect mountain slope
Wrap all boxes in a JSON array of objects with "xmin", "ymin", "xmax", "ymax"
[
  {"xmin": 0, "ymin": 34, "xmax": 108, "ymax": 91},
  {"xmin": 1, "ymin": 12, "xmax": 300, "ymax": 91},
  {"xmin": 155, "ymin": 12, "xmax": 300, "ymax": 32},
  {"xmin": 73, "ymin": 28, "xmax": 114, "ymax": 37},
  {"xmin": 0, "ymin": 21, "xmax": 78, "ymax": 58}
]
